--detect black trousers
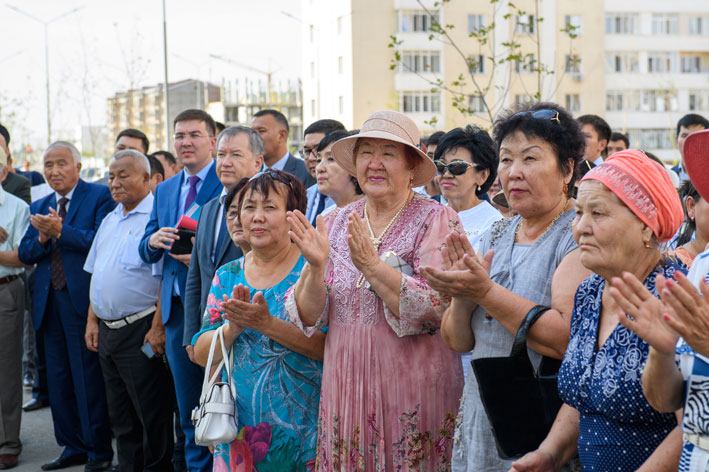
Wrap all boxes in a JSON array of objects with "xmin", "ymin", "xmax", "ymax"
[{"xmin": 98, "ymin": 316, "xmax": 175, "ymax": 472}]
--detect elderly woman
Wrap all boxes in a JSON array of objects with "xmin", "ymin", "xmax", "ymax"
[
  {"xmin": 224, "ymin": 179, "xmax": 251, "ymax": 255},
  {"xmin": 420, "ymin": 103, "xmax": 591, "ymax": 470},
  {"xmin": 192, "ymin": 170, "xmax": 325, "ymax": 472},
  {"xmin": 512, "ymin": 150, "xmax": 685, "ymax": 472},
  {"xmin": 314, "ymin": 130, "xmax": 363, "ymax": 213},
  {"xmin": 286, "ymin": 110, "xmax": 464, "ymax": 470},
  {"xmin": 435, "ymin": 125, "xmax": 501, "ymax": 251}
]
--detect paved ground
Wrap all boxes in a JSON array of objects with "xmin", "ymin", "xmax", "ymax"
[{"xmin": 15, "ymin": 388, "xmax": 103, "ymax": 472}]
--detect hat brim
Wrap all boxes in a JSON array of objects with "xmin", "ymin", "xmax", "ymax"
[
  {"xmin": 331, "ymin": 130, "xmax": 437, "ymax": 188},
  {"xmin": 492, "ymin": 190, "xmax": 509, "ymax": 208},
  {"xmin": 684, "ymin": 129, "xmax": 709, "ymax": 201}
]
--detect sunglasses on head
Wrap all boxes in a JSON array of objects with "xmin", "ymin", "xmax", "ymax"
[
  {"xmin": 511, "ymin": 108, "xmax": 561, "ymax": 124},
  {"xmin": 435, "ymin": 160, "xmax": 477, "ymax": 176}
]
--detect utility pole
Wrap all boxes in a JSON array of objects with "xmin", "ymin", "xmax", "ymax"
[{"xmin": 162, "ymin": 0, "xmax": 170, "ymax": 149}]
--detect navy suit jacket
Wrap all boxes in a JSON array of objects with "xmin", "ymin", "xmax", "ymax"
[
  {"xmin": 183, "ymin": 196, "xmax": 243, "ymax": 345},
  {"xmin": 18, "ymin": 179, "xmax": 115, "ymax": 329},
  {"xmin": 283, "ymin": 152, "xmax": 316, "ymax": 188},
  {"xmin": 139, "ymin": 162, "xmax": 223, "ymax": 324}
]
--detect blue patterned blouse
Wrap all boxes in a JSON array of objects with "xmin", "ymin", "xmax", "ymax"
[{"xmin": 558, "ymin": 263, "xmax": 681, "ymax": 471}]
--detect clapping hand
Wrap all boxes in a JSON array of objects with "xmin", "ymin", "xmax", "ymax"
[
  {"xmin": 30, "ymin": 208, "xmax": 63, "ymax": 244},
  {"xmin": 659, "ymin": 272, "xmax": 709, "ymax": 358},
  {"xmin": 287, "ymin": 210, "xmax": 330, "ymax": 270},
  {"xmin": 220, "ymin": 283, "xmax": 272, "ymax": 334},
  {"xmin": 346, "ymin": 212, "xmax": 380, "ymax": 274}
]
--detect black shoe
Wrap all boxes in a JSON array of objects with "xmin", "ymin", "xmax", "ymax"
[
  {"xmin": 84, "ymin": 459, "xmax": 113, "ymax": 472},
  {"xmin": 41, "ymin": 454, "xmax": 88, "ymax": 470},
  {"xmin": 22, "ymin": 372, "xmax": 34, "ymax": 388},
  {"xmin": 22, "ymin": 398, "xmax": 49, "ymax": 412}
]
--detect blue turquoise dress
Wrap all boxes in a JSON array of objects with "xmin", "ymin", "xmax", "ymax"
[
  {"xmin": 191, "ymin": 255, "xmax": 322, "ymax": 472},
  {"xmin": 558, "ymin": 263, "xmax": 681, "ymax": 471}
]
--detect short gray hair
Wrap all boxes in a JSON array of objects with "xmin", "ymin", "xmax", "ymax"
[
  {"xmin": 217, "ymin": 126, "xmax": 264, "ymax": 157},
  {"xmin": 112, "ymin": 149, "xmax": 150, "ymax": 174},
  {"xmin": 43, "ymin": 141, "xmax": 81, "ymax": 164}
]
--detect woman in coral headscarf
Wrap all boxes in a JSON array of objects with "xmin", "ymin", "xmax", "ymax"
[{"xmin": 511, "ymin": 150, "xmax": 686, "ymax": 472}]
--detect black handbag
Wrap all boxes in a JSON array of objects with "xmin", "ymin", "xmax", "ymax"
[{"xmin": 471, "ymin": 305, "xmax": 563, "ymax": 459}]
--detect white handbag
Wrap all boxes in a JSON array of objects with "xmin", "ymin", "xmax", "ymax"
[{"xmin": 191, "ymin": 326, "xmax": 239, "ymax": 446}]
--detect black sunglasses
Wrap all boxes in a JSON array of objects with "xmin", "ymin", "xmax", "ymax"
[
  {"xmin": 511, "ymin": 108, "xmax": 561, "ymax": 123},
  {"xmin": 435, "ymin": 160, "xmax": 477, "ymax": 176}
]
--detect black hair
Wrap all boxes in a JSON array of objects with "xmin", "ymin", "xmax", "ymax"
[
  {"xmin": 642, "ymin": 151, "xmax": 665, "ymax": 167},
  {"xmin": 304, "ymin": 119, "xmax": 346, "ymax": 137},
  {"xmin": 236, "ymin": 169, "xmax": 306, "ymax": 222},
  {"xmin": 577, "ymin": 114, "xmax": 612, "ymax": 144},
  {"xmin": 116, "ymin": 128, "xmax": 150, "ymax": 153},
  {"xmin": 147, "ymin": 155, "xmax": 164, "ymax": 179},
  {"xmin": 433, "ymin": 125, "xmax": 498, "ymax": 195},
  {"xmin": 676, "ymin": 113, "xmax": 709, "ymax": 137},
  {"xmin": 677, "ymin": 179, "xmax": 702, "ymax": 246},
  {"xmin": 493, "ymin": 102, "xmax": 585, "ymax": 196},
  {"xmin": 316, "ymin": 130, "xmax": 363, "ymax": 195},
  {"xmin": 215, "ymin": 121, "xmax": 226, "ymax": 134},
  {"xmin": 609, "ymin": 132, "xmax": 629, "ymax": 148},
  {"xmin": 426, "ymin": 131, "xmax": 446, "ymax": 147},
  {"xmin": 253, "ymin": 109, "xmax": 290, "ymax": 134},
  {"xmin": 150, "ymin": 150, "xmax": 177, "ymax": 165},
  {"xmin": 173, "ymin": 109, "xmax": 217, "ymax": 137},
  {"xmin": 225, "ymin": 177, "xmax": 250, "ymax": 214},
  {"xmin": 0, "ymin": 123, "xmax": 9, "ymax": 147}
]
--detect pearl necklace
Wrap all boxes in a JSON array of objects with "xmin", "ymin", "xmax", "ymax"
[
  {"xmin": 355, "ymin": 195, "xmax": 411, "ymax": 288},
  {"xmin": 514, "ymin": 199, "xmax": 570, "ymax": 243}
]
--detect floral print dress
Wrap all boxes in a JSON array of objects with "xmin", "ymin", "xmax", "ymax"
[
  {"xmin": 192, "ymin": 255, "xmax": 322, "ymax": 472},
  {"xmin": 286, "ymin": 195, "xmax": 464, "ymax": 471}
]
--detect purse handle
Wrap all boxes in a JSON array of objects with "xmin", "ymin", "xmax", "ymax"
[
  {"xmin": 509, "ymin": 305, "xmax": 552, "ymax": 359},
  {"xmin": 201, "ymin": 326, "xmax": 236, "ymax": 398}
]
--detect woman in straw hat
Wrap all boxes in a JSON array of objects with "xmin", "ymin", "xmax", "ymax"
[{"xmin": 285, "ymin": 110, "xmax": 464, "ymax": 470}]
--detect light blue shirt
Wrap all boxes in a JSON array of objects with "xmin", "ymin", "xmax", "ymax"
[
  {"xmin": 85, "ymin": 193, "xmax": 161, "ymax": 321},
  {"xmin": 178, "ymin": 160, "xmax": 215, "ymax": 218},
  {"xmin": 0, "ymin": 186, "xmax": 29, "ymax": 278},
  {"xmin": 264, "ymin": 151, "xmax": 290, "ymax": 171},
  {"xmin": 305, "ymin": 184, "xmax": 334, "ymax": 224}
]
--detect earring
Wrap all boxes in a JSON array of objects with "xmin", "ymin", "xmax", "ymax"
[
  {"xmin": 562, "ymin": 182, "xmax": 569, "ymax": 195},
  {"xmin": 409, "ymin": 177, "xmax": 414, "ymax": 187},
  {"xmin": 644, "ymin": 241, "xmax": 651, "ymax": 249},
  {"xmin": 477, "ymin": 185, "xmax": 481, "ymax": 192}
]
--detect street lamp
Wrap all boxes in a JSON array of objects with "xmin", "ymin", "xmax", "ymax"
[{"xmin": 5, "ymin": 4, "xmax": 85, "ymax": 145}]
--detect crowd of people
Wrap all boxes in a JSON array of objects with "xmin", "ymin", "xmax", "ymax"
[{"xmin": 0, "ymin": 103, "xmax": 708, "ymax": 472}]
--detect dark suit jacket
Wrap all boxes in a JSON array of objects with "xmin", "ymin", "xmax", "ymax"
[
  {"xmin": 17, "ymin": 179, "xmax": 115, "ymax": 329},
  {"xmin": 283, "ymin": 152, "xmax": 316, "ymax": 188},
  {"xmin": 17, "ymin": 169, "xmax": 45, "ymax": 186},
  {"xmin": 183, "ymin": 196, "xmax": 243, "ymax": 345},
  {"xmin": 2, "ymin": 171, "xmax": 31, "ymax": 204},
  {"xmin": 139, "ymin": 162, "xmax": 223, "ymax": 324}
]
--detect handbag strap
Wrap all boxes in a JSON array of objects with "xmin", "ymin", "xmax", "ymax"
[
  {"xmin": 216, "ymin": 326, "xmax": 237, "ymax": 399},
  {"xmin": 509, "ymin": 305, "xmax": 552, "ymax": 359},
  {"xmin": 201, "ymin": 326, "xmax": 222, "ymax": 395}
]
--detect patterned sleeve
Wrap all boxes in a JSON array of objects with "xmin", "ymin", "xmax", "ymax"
[
  {"xmin": 190, "ymin": 270, "xmax": 228, "ymax": 345},
  {"xmin": 383, "ymin": 204, "xmax": 463, "ymax": 337}
]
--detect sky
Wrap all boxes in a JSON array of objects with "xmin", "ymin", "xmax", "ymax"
[{"xmin": 0, "ymin": 0, "xmax": 303, "ymax": 152}]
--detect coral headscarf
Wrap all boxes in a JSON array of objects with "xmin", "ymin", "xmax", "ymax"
[{"xmin": 580, "ymin": 150, "xmax": 683, "ymax": 242}]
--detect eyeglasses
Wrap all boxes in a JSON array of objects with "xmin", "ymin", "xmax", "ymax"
[
  {"xmin": 173, "ymin": 131, "xmax": 211, "ymax": 141},
  {"xmin": 299, "ymin": 147, "xmax": 317, "ymax": 158},
  {"xmin": 511, "ymin": 109, "xmax": 561, "ymax": 124},
  {"xmin": 435, "ymin": 160, "xmax": 478, "ymax": 176}
]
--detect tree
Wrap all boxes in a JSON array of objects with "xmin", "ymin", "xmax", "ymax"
[{"xmin": 388, "ymin": 0, "xmax": 581, "ymax": 127}]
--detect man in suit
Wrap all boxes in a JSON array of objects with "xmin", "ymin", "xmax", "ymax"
[
  {"xmin": 139, "ymin": 109, "xmax": 221, "ymax": 472},
  {"xmin": 183, "ymin": 126, "xmax": 263, "ymax": 358},
  {"xmin": 0, "ymin": 124, "xmax": 30, "ymax": 204},
  {"xmin": 302, "ymin": 119, "xmax": 345, "ymax": 224},
  {"xmin": 251, "ymin": 109, "xmax": 315, "ymax": 187},
  {"xmin": 18, "ymin": 141, "xmax": 114, "ymax": 471}
]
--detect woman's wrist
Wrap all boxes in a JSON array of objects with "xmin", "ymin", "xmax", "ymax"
[{"xmin": 648, "ymin": 345, "xmax": 676, "ymax": 363}]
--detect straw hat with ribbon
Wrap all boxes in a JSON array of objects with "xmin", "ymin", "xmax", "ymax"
[{"xmin": 331, "ymin": 110, "xmax": 436, "ymax": 187}]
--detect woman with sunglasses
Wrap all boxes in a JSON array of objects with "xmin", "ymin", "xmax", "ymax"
[
  {"xmin": 421, "ymin": 103, "xmax": 591, "ymax": 470},
  {"xmin": 434, "ymin": 125, "xmax": 502, "ymax": 252}
]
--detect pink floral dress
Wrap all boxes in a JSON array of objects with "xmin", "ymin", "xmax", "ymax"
[{"xmin": 286, "ymin": 194, "xmax": 464, "ymax": 471}]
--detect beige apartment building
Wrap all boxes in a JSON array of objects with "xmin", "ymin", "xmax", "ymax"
[{"xmin": 301, "ymin": 0, "xmax": 709, "ymax": 160}]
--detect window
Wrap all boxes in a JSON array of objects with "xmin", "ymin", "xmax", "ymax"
[
  {"xmin": 647, "ymin": 52, "xmax": 678, "ymax": 73},
  {"xmin": 605, "ymin": 13, "xmax": 638, "ymax": 34},
  {"xmin": 681, "ymin": 55, "xmax": 703, "ymax": 73},
  {"xmin": 468, "ymin": 14, "xmax": 484, "ymax": 34},
  {"xmin": 338, "ymin": 56, "xmax": 343, "ymax": 74},
  {"xmin": 689, "ymin": 91, "xmax": 709, "ymax": 111},
  {"xmin": 515, "ymin": 94, "xmax": 534, "ymax": 107},
  {"xmin": 468, "ymin": 94, "xmax": 486, "ymax": 113},
  {"xmin": 515, "ymin": 54, "xmax": 537, "ymax": 74},
  {"xmin": 400, "ymin": 51, "xmax": 441, "ymax": 73},
  {"xmin": 468, "ymin": 55, "xmax": 485, "ymax": 74},
  {"xmin": 689, "ymin": 16, "xmax": 709, "ymax": 35},
  {"xmin": 564, "ymin": 15, "xmax": 582, "ymax": 35},
  {"xmin": 565, "ymin": 94, "xmax": 581, "ymax": 113},
  {"xmin": 338, "ymin": 96, "xmax": 344, "ymax": 114},
  {"xmin": 606, "ymin": 53, "xmax": 639, "ymax": 73},
  {"xmin": 515, "ymin": 14, "xmax": 535, "ymax": 34},
  {"xmin": 606, "ymin": 91, "xmax": 625, "ymax": 112},
  {"xmin": 565, "ymin": 54, "xmax": 582, "ymax": 74},
  {"xmin": 640, "ymin": 90, "xmax": 678, "ymax": 112},
  {"xmin": 400, "ymin": 92, "xmax": 442, "ymax": 113},
  {"xmin": 652, "ymin": 14, "xmax": 678, "ymax": 35},
  {"xmin": 627, "ymin": 129, "xmax": 674, "ymax": 149},
  {"xmin": 399, "ymin": 11, "xmax": 440, "ymax": 33}
]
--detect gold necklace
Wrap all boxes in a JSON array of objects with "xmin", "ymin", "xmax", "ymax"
[
  {"xmin": 514, "ymin": 199, "xmax": 570, "ymax": 243},
  {"xmin": 355, "ymin": 194, "xmax": 411, "ymax": 288}
]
